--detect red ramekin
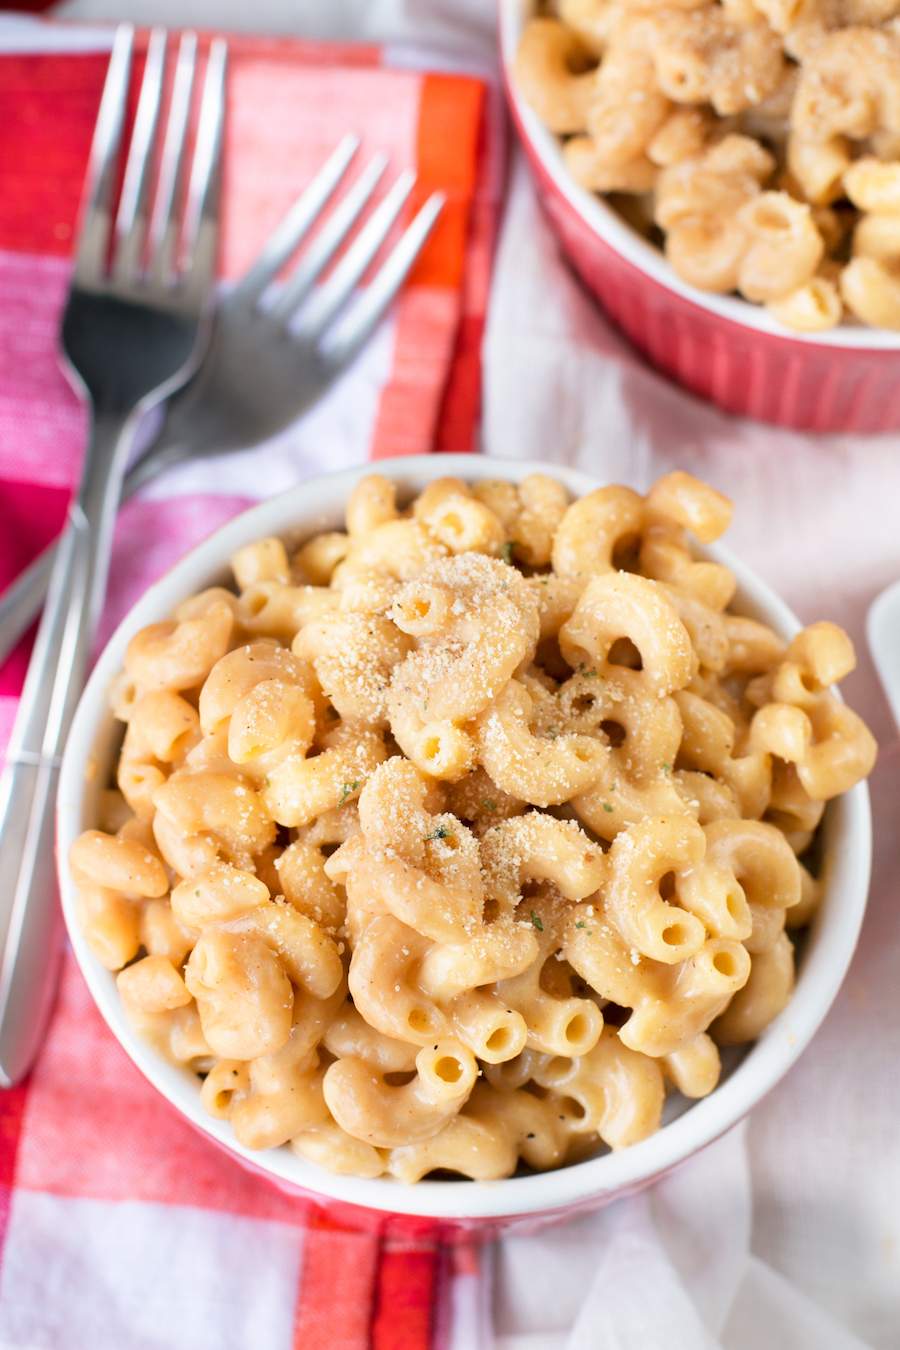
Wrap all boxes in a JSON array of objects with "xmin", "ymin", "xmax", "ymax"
[{"xmin": 499, "ymin": 0, "xmax": 900, "ymax": 434}]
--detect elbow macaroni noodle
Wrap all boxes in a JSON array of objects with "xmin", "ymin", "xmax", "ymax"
[
  {"xmin": 71, "ymin": 472, "xmax": 876, "ymax": 1181},
  {"xmin": 516, "ymin": 2, "xmax": 900, "ymax": 330}
]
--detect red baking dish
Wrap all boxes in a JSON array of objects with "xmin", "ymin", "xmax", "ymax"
[{"xmin": 499, "ymin": 0, "xmax": 900, "ymax": 434}]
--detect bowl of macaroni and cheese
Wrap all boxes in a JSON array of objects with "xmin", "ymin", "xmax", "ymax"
[
  {"xmin": 57, "ymin": 456, "xmax": 875, "ymax": 1225},
  {"xmin": 499, "ymin": 0, "xmax": 900, "ymax": 433}
]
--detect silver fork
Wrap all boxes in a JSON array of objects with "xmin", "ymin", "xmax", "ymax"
[
  {"xmin": 0, "ymin": 25, "xmax": 226, "ymax": 1086},
  {"xmin": 0, "ymin": 137, "xmax": 445, "ymax": 662}
]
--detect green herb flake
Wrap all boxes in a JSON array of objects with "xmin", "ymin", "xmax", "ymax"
[
  {"xmin": 338, "ymin": 780, "xmax": 360, "ymax": 806},
  {"xmin": 575, "ymin": 920, "xmax": 588, "ymax": 929},
  {"xmin": 500, "ymin": 540, "xmax": 517, "ymax": 565},
  {"xmin": 661, "ymin": 762, "xmax": 671, "ymax": 773},
  {"xmin": 530, "ymin": 911, "xmax": 544, "ymax": 932},
  {"xmin": 602, "ymin": 802, "xmax": 614, "ymax": 813},
  {"xmin": 425, "ymin": 825, "xmax": 451, "ymax": 841},
  {"xmin": 481, "ymin": 799, "xmax": 498, "ymax": 812}
]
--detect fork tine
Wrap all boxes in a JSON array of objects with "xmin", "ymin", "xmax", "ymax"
[
  {"xmin": 180, "ymin": 38, "xmax": 228, "ymax": 293},
  {"xmin": 233, "ymin": 134, "xmax": 360, "ymax": 306},
  {"xmin": 320, "ymin": 192, "xmax": 445, "ymax": 367},
  {"xmin": 269, "ymin": 153, "xmax": 389, "ymax": 321},
  {"xmin": 112, "ymin": 27, "xmax": 167, "ymax": 283},
  {"xmin": 147, "ymin": 31, "xmax": 198, "ymax": 285},
  {"xmin": 73, "ymin": 24, "xmax": 134, "ymax": 284},
  {"xmin": 289, "ymin": 169, "xmax": 417, "ymax": 338}
]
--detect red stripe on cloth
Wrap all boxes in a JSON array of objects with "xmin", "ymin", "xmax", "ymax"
[
  {"xmin": 292, "ymin": 1210, "xmax": 381, "ymax": 1350},
  {"xmin": 0, "ymin": 479, "xmax": 70, "ymax": 698},
  {"xmin": 371, "ymin": 1244, "xmax": 441, "ymax": 1350},
  {"xmin": 0, "ymin": 1082, "xmax": 30, "ymax": 1261},
  {"xmin": 0, "ymin": 53, "xmax": 108, "ymax": 258},
  {"xmin": 434, "ymin": 313, "xmax": 484, "ymax": 455}
]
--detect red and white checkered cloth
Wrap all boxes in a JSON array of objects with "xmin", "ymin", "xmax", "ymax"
[{"xmin": 0, "ymin": 18, "xmax": 503, "ymax": 1347}]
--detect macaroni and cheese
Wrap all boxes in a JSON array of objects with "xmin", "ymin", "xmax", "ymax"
[
  {"xmin": 516, "ymin": 1, "xmax": 900, "ymax": 330},
  {"xmin": 71, "ymin": 471, "xmax": 876, "ymax": 1182}
]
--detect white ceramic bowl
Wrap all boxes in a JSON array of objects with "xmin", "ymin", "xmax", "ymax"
[
  {"xmin": 57, "ymin": 455, "xmax": 872, "ymax": 1226},
  {"xmin": 499, "ymin": 0, "xmax": 900, "ymax": 432}
]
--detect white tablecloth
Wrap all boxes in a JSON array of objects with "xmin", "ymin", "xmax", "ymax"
[{"xmin": 51, "ymin": 2, "xmax": 900, "ymax": 1344}]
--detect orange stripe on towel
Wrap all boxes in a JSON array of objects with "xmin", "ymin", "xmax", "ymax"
[{"xmin": 410, "ymin": 74, "xmax": 485, "ymax": 293}]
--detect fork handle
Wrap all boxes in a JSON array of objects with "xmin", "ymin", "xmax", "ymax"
[
  {"xmin": 0, "ymin": 760, "xmax": 66, "ymax": 1086},
  {"xmin": 0, "ymin": 546, "xmax": 54, "ymax": 671},
  {"xmin": 0, "ymin": 502, "xmax": 117, "ymax": 673},
  {"xmin": 0, "ymin": 411, "xmax": 132, "ymax": 1085}
]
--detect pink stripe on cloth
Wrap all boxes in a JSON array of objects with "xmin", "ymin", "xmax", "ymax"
[
  {"xmin": 0, "ymin": 698, "xmax": 16, "ymax": 756},
  {"xmin": 0, "ymin": 251, "xmax": 84, "ymax": 490}
]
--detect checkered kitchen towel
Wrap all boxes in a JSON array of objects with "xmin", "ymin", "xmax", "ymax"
[{"xmin": 0, "ymin": 18, "xmax": 502, "ymax": 1347}]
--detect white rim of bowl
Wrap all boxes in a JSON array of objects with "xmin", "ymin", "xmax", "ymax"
[
  {"xmin": 57, "ymin": 454, "xmax": 872, "ymax": 1220},
  {"xmin": 498, "ymin": 0, "xmax": 900, "ymax": 352}
]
